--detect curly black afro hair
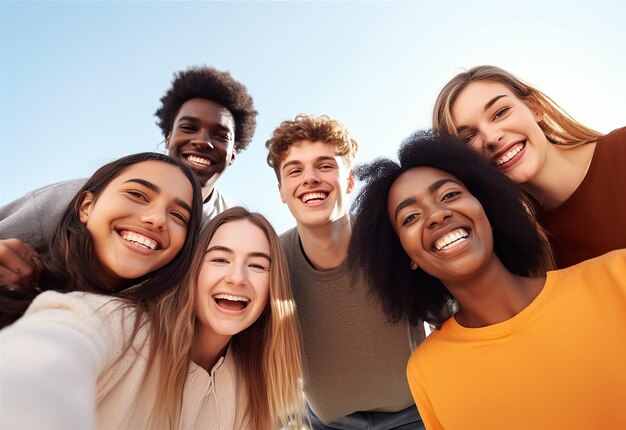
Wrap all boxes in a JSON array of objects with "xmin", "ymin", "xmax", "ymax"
[
  {"xmin": 155, "ymin": 66, "xmax": 257, "ymax": 152},
  {"xmin": 348, "ymin": 130, "xmax": 551, "ymax": 327}
]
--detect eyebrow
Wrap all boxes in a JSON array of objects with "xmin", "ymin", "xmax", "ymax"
[
  {"xmin": 393, "ymin": 178, "xmax": 463, "ymax": 220},
  {"xmin": 123, "ymin": 178, "xmax": 192, "ymax": 213},
  {"xmin": 206, "ymin": 245, "xmax": 272, "ymax": 262},
  {"xmin": 177, "ymin": 116, "xmax": 233, "ymax": 133},
  {"xmin": 281, "ymin": 155, "xmax": 337, "ymax": 172},
  {"xmin": 456, "ymin": 94, "xmax": 508, "ymax": 133}
]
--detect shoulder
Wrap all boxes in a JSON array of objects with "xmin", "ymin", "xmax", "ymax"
[
  {"xmin": 554, "ymin": 249, "xmax": 626, "ymax": 284},
  {"xmin": 24, "ymin": 291, "xmax": 139, "ymax": 345},
  {"xmin": 19, "ymin": 178, "xmax": 86, "ymax": 202},
  {"xmin": 0, "ymin": 178, "xmax": 87, "ymax": 244},
  {"xmin": 279, "ymin": 226, "xmax": 298, "ymax": 248},
  {"xmin": 598, "ymin": 126, "xmax": 626, "ymax": 149}
]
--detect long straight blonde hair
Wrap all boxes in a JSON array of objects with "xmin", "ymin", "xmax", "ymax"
[
  {"xmin": 433, "ymin": 65, "xmax": 602, "ymax": 146},
  {"xmin": 144, "ymin": 206, "xmax": 306, "ymax": 429}
]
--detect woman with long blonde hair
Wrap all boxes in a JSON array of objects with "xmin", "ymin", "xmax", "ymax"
[
  {"xmin": 432, "ymin": 65, "xmax": 626, "ymax": 268},
  {"xmin": 147, "ymin": 206, "xmax": 306, "ymax": 429}
]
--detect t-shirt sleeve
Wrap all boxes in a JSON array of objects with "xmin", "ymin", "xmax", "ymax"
[
  {"xmin": 0, "ymin": 291, "xmax": 133, "ymax": 430},
  {"xmin": 407, "ymin": 355, "xmax": 443, "ymax": 430}
]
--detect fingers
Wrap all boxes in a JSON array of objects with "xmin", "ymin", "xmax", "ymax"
[{"xmin": 0, "ymin": 239, "xmax": 43, "ymax": 290}]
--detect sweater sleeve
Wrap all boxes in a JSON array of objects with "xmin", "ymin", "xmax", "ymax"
[
  {"xmin": 0, "ymin": 291, "xmax": 131, "ymax": 430},
  {"xmin": 0, "ymin": 179, "xmax": 85, "ymax": 247}
]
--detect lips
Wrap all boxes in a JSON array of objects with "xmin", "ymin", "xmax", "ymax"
[
  {"xmin": 186, "ymin": 154, "xmax": 212, "ymax": 167},
  {"xmin": 492, "ymin": 142, "xmax": 525, "ymax": 168},
  {"xmin": 213, "ymin": 293, "xmax": 251, "ymax": 312},
  {"xmin": 300, "ymin": 191, "xmax": 328, "ymax": 204},
  {"xmin": 117, "ymin": 228, "xmax": 162, "ymax": 254},
  {"xmin": 432, "ymin": 227, "xmax": 470, "ymax": 252}
]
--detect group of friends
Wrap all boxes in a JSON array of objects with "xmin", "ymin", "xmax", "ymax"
[{"xmin": 0, "ymin": 64, "xmax": 624, "ymax": 430}]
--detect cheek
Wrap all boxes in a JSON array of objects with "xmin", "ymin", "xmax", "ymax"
[
  {"xmin": 252, "ymin": 277, "xmax": 270, "ymax": 317},
  {"xmin": 169, "ymin": 226, "xmax": 188, "ymax": 255},
  {"xmin": 399, "ymin": 232, "xmax": 423, "ymax": 261}
]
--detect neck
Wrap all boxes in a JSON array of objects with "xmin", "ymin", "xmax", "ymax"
[
  {"xmin": 445, "ymin": 257, "xmax": 545, "ymax": 328},
  {"xmin": 296, "ymin": 214, "xmax": 351, "ymax": 271},
  {"xmin": 190, "ymin": 326, "xmax": 231, "ymax": 372},
  {"xmin": 521, "ymin": 142, "xmax": 596, "ymax": 210},
  {"xmin": 201, "ymin": 183, "xmax": 215, "ymax": 203}
]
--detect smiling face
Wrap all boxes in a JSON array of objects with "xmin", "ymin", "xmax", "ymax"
[
  {"xmin": 79, "ymin": 160, "xmax": 193, "ymax": 287},
  {"xmin": 166, "ymin": 98, "xmax": 236, "ymax": 189},
  {"xmin": 451, "ymin": 80, "xmax": 549, "ymax": 185},
  {"xmin": 388, "ymin": 166, "xmax": 495, "ymax": 283},
  {"xmin": 195, "ymin": 219, "xmax": 271, "ymax": 339},
  {"xmin": 278, "ymin": 140, "xmax": 355, "ymax": 228}
]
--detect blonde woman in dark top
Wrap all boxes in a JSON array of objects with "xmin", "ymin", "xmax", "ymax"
[{"xmin": 432, "ymin": 65, "xmax": 626, "ymax": 267}]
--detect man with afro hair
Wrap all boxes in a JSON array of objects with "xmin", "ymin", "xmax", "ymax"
[{"xmin": 0, "ymin": 66, "xmax": 257, "ymax": 288}]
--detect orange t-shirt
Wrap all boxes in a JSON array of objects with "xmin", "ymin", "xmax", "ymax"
[{"xmin": 407, "ymin": 250, "xmax": 626, "ymax": 430}]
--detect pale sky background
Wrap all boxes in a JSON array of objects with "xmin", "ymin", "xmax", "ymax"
[{"xmin": 1, "ymin": 1, "xmax": 625, "ymax": 234}]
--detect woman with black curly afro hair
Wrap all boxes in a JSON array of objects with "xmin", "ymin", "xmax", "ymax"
[{"xmin": 349, "ymin": 131, "xmax": 626, "ymax": 430}]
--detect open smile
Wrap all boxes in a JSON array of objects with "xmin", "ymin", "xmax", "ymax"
[
  {"xmin": 117, "ymin": 229, "xmax": 162, "ymax": 254},
  {"xmin": 493, "ymin": 142, "xmax": 525, "ymax": 168},
  {"xmin": 300, "ymin": 191, "xmax": 329, "ymax": 205},
  {"xmin": 431, "ymin": 227, "xmax": 472, "ymax": 255},
  {"xmin": 213, "ymin": 293, "xmax": 251, "ymax": 313}
]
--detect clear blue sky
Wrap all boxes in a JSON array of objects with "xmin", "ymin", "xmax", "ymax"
[{"xmin": 1, "ymin": 1, "xmax": 625, "ymax": 234}]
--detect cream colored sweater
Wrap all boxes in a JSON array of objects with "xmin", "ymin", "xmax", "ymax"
[{"xmin": 0, "ymin": 291, "xmax": 250, "ymax": 429}]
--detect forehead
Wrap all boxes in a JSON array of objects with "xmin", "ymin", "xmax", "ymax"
[
  {"xmin": 389, "ymin": 166, "xmax": 463, "ymax": 203},
  {"xmin": 452, "ymin": 81, "xmax": 516, "ymax": 119},
  {"xmin": 174, "ymin": 98, "xmax": 235, "ymax": 129},
  {"xmin": 113, "ymin": 160, "xmax": 180, "ymax": 181},
  {"xmin": 209, "ymin": 219, "xmax": 270, "ymax": 252},
  {"xmin": 111, "ymin": 160, "xmax": 191, "ymax": 196},
  {"xmin": 281, "ymin": 140, "xmax": 342, "ymax": 164}
]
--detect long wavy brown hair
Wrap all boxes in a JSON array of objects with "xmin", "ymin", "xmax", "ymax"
[{"xmin": 0, "ymin": 152, "xmax": 203, "ymax": 328}]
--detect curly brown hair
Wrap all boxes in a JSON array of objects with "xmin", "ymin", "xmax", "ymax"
[
  {"xmin": 155, "ymin": 66, "xmax": 257, "ymax": 152},
  {"xmin": 265, "ymin": 114, "xmax": 358, "ymax": 181}
]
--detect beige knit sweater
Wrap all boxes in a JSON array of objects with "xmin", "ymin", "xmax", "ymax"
[{"xmin": 0, "ymin": 291, "xmax": 250, "ymax": 429}]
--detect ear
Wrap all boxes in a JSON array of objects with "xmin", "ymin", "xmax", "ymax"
[
  {"xmin": 278, "ymin": 182, "xmax": 287, "ymax": 204},
  {"xmin": 78, "ymin": 191, "xmax": 95, "ymax": 224},
  {"xmin": 346, "ymin": 170, "xmax": 356, "ymax": 194},
  {"xmin": 165, "ymin": 133, "xmax": 171, "ymax": 150},
  {"xmin": 228, "ymin": 151, "xmax": 236, "ymax": 166},
  {"xmin": 410, "ymin": 260, "xmax": 418, "ymax": 271}
]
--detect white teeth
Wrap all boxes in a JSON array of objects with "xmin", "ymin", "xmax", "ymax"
[
  {"xmin": 301, "ymin": 192, "xmax": 327, "ymax": 203},
  {"xmin": 495, "ymin": 143, "xmax": 524, "ymax": 166},
  {"xmin": 434, "ymin": 228, "xmax": 469, "ymax": 252},
  {"xmin": 121, "ymin": 232, "xmax": 157, "ymax": 250},
  {"xmin": 187, "ymin": 155, "xmax": 211, "ymax": 166},
  {"xmin": 213, "ymin": 293, "xmax": 250, "ymax": 302}
]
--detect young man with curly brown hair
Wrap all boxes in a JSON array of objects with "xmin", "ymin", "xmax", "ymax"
[{"xmin": 266, "ymin": 114, "xmax": 425, "ymax": 430}]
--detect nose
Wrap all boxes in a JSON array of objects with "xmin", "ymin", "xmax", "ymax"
[
  {"xmin": 225, "ymin": 261, "xmax": 248, "ymax": 286},
  {"xmin": 191, "ymin": 129, "xmax": 214, "ymax": 150},
  {"xmin": 302, "ymin": 166, "xmax": 321, "ymax": 185},
  {"xmin": 482, "ymin": 125, "xmax": 503, "ymax": 153},
  {"xmin": 140, "ymin": 207, "xmax": 167, "ymax": 231},
  {"xmin": 425, "ymin": 204, "xmax": 452, "ymax": 230}
]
